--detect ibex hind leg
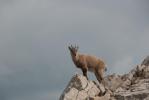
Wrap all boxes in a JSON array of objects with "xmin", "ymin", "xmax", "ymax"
[
  {"xmin": 98, "ymin": 69, "xmax": 106, "ymax": 85},
  {"xmin": 95, "ymin": 69, "xmax": 106, "ymax": 96},
  {"xmin": 94, "ymin": 70, "xmax": 102, "ymax": 84}
]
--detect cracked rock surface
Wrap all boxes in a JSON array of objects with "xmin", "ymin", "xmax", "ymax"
[{"xmin": 59, "ymin": 74, "xmax": 101, "ymax": 100}]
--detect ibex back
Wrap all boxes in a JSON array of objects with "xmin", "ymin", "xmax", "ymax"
[{"xmin": 68, "ymin": 45, "xmax": 107, "ymax": 84}]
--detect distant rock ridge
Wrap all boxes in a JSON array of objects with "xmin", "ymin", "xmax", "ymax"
[{"xmin": 60, "ymin": 56, "xmax": 149, "ymax": 100}]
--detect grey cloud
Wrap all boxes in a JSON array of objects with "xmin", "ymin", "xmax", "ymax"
[{"xmin": 0, "ymin": 0, "xmax": 149, "ymax": 100}]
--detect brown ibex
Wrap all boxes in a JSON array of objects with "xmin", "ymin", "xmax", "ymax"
[{"xmin": 68, "ymin": 45, "xmax": 107, "ymax": 84}]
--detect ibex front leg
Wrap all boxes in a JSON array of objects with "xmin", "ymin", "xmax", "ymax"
[{"xmin": 82, "ymin": 68, "xmax": 88, "ymax": 80}]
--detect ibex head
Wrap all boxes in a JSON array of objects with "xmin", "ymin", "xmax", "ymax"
[{"xmin": 68, "ymin": 45, "xmax": 79, "ymax": 56}]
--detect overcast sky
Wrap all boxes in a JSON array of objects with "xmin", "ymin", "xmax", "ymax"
[{"xmin": 0, "ymin": 0, "xmax": 149, "ymax": 100}]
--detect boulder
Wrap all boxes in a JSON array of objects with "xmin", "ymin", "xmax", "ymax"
[
  {"xmin": 104, "ymin": 74, "xmax": 123, "ymax": 92},
  {"xmin": 59, "ymin": 74, "xmax": 101, "ymax": 100}
]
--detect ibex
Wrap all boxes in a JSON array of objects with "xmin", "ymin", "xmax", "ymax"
[{"xmin": 68, "ymin": 45, "xmax": 107, "ymax": 84}]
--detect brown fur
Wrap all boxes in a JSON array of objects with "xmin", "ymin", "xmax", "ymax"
[{"xmin": 68, "ymin": 45, "xmax": 107, "ymax": 83}]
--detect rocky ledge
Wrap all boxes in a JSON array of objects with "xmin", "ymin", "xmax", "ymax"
[{"xmin": 60, "ymin": 56, "xmax": 149, "ymax": 100}]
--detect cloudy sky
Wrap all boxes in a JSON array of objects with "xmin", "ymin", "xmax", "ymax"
[{"xmin": 0, "ymin": 0, "xmax": 149, "ymax": 100}]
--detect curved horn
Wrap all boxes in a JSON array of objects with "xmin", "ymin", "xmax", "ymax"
[
  {"xmin": 71, "ymin": 45, "xmax": 73, "ymax": 48},
  {"xmin": 77, "ymin": 45, "xmax": 79, "ymax": 50}
]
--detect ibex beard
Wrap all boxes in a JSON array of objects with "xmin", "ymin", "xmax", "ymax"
[{"xmin": 68, "ymin": 45, "xmax": 107, "ymax": 84}]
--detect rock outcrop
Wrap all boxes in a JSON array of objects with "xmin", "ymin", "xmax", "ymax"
[
  {"xmin": 60, "ymin": 56, "xmax": 149, "ymax": 100},
  {"xmin": 59, "ymin": 74, "xmax": 108, "ymax": 100}
]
